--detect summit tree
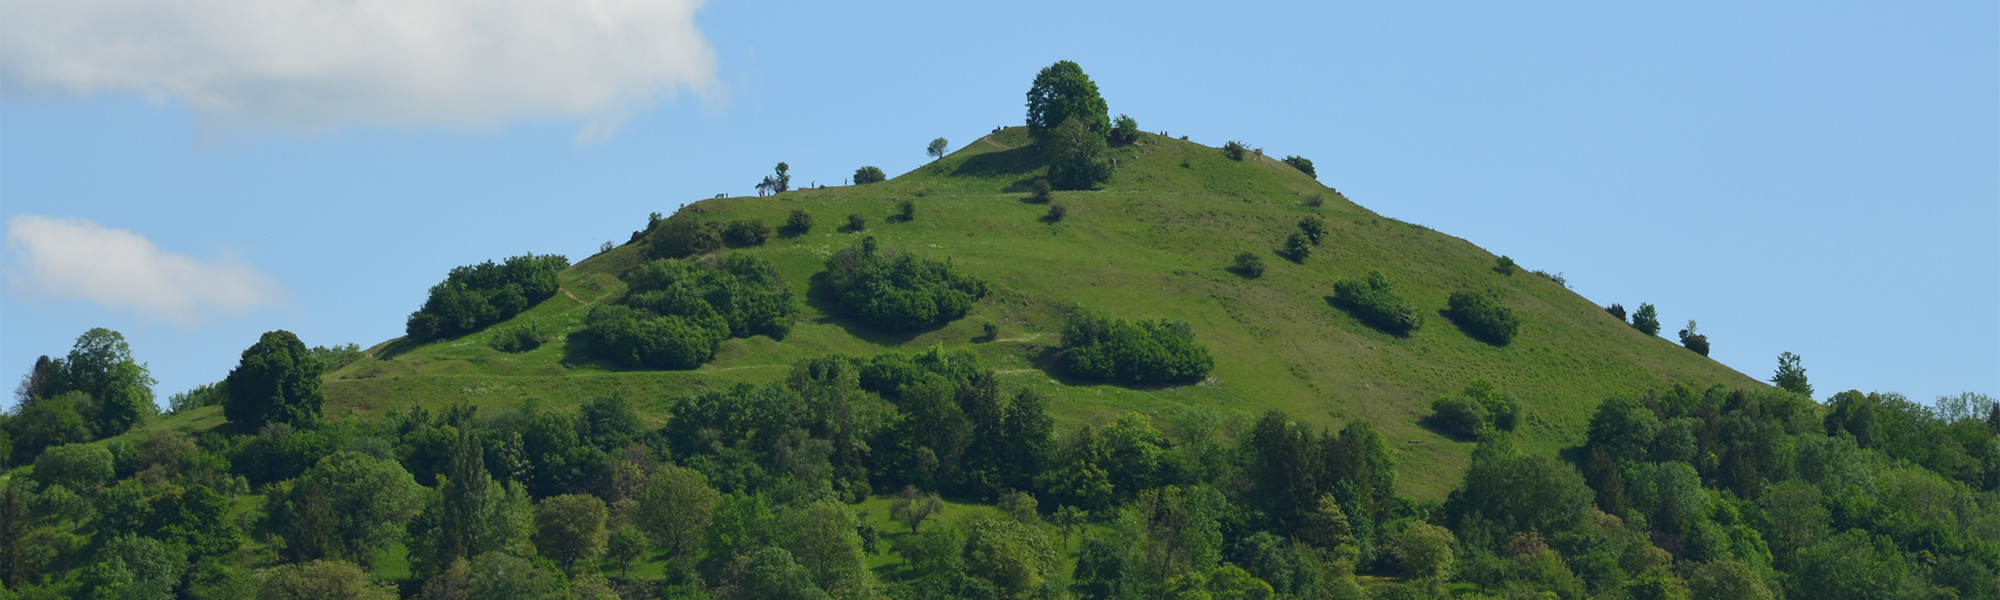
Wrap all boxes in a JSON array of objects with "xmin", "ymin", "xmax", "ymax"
[
  {"xmin": 1025, "ymin": 60, "xmax": 1110, "ymax": 145},
  {"xmin": 224, "ymin": 330, "xmax": 324, "ymax": 430}
]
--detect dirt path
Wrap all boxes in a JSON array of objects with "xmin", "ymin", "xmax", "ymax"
[
  {"xmin": 561, "ymin": 288, "xmax": 590, "ymax": 306},
  {"xmin": 980, "ymin": 134, "xmax": 1011, "ymax": 150}
]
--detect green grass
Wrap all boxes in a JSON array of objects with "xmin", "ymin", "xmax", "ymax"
[{"xmin": 306, "ymin": 127, "xmax": 1760, "ymax": 501}]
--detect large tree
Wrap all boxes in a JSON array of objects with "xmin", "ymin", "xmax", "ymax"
[
  {"xmin": 33, "ymin": 328, "xmax": 157, "ymax": 437},
  {"xmin": 1025, "ymin": 60, "xmax": 1110, "ymax": 145},
  {"xmin": 224, "ymin": 330, "xmax": 324, "ymax": 431},
  {"xmin": 1044, "ymin": 117, "xmax": 1113, "ymax": 190},
  {"xmin": 532, "ymin": 494, "xmax": 608, "ymax": 573},
  {"xmin": 283, "ymin": 451, "xmax": 425, "ymax": 564}
]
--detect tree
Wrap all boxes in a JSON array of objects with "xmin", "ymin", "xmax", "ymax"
[
  {"xmin": 1688, "ymin": 559, "xmax": 1774, "ymax": 600},
  {"xmin": 1051, "ymin": 506, "xmax": 1087, "ymax": 548},
  {"xmin": 606, "ymin": 524, "xmax": 647, "ymax": 577},
  {"xmin": 1390, "ymin": 522, "xmax": 1456, "ymax": 581},
  {"xmin": 467, "ymin": 552, "xmax": 560, "ymax": 600},
  {"xmin": 646, "ymin": 216, "xmax": 722, "ymax": 259},
  {"xmin": 889, "ymin": 486, "xmax": 944, "ymax": 533},
  {"xmin": 1770, "ymin": 352, "xmax": 1812, "ymax": 397},
  {"xmin": 1231, "ymin": 252, "xmax": 1265, "ymax": 277},
  {"xmin": 79, "ymin": 533, "xmax": 188, "ymax": 600},
  {"xmin": 1045, "ymin": 117, "xmax": 1113, "ymax": 190},
  {"xmin": 1025, "ymin": 60, "xmax": 1110, "ymax": 144},
  {"xmin": 728, "ymin": 547, "xmax": 830, "ymax": 600},
  {"xmin": 845, "ymin": 214, "xmax": 866, "ymax": 232},
  {"xmin": 853, "ymin": 165, "xmax": 887, "ymax": 185},
  {"xmin": 1046, "ymin": 203, "xmax": 1068, "ymax": 222},
  {"xmin": 1631, "ymin": 303, "xmax": 1661, "ymax": 336},
  {"xmin": 29, "ymin": 443, "xmax": 114, "ymax": 489},
  {"xmin": 927, "ymin": 138, "xmax": 950, "ymax": 160},
  {"xmin": 1280, "ymin": 232, "xmax": 1311, "ymax": 263},
  {"xmin": 224, "ymin": 330, "xmax": 324, "ymax": 431},
  {"xmin": 256, "ymin": 560, "xmax": 398, "ymax": 600},
  {"xmin": 1678, "ymin": 320, "xmax": 1710, "ymax": 356},
  {"xmin": 786, "ymin": 209, "xmax": 815, "ymax": 236},
  {"xmin": 898, "ymin": 199, "xmax": 916, "ymax": 222},
  {"xmin": 1111, "ymin": 114, "xmax": 1140, "ymax": 145},
  {"xmin": 1282, "ymin": 155, "xmax": 1316, "ymax": 178},
  {"xmin": 1298, "ymin": 216, "xmax": 1328, "ymax": 245},
  {"xmin": 290, "ymin": 451, "xmax": 425, "ymax": 564},
  {"xmin": 40, "ymin": 328, "xmax": 157, "ymax": 437},
  {"xmin": 780, "ymin": 500, "xmax": 873, "ymax": 594},
  {"xmin": 632, "ymin": 465, "xmax": 720, "ymax": 560},
  {"xmin": 757, "ymin": 162, "xmax": 792, "ymax": 196},
  {"xmin": 533, "ymin": 494, "xmax": 608, "ymax": 573}
]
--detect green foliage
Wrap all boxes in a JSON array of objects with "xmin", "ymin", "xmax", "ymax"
[
  {"xmin": 632, "ymin": 465, "xmax": 720, "ymax": 560},
  {"xmin": 223, "ymin": 330, "xmax": 325, "ymax": 430},
  {"xmin": 256, "ymin": 560, "xmax": 398, "ymax": 600},
  {"xmin": 79, "ymin": 532, "xmax": 188, "ymax": 600},
  {"xmin": 282, "ymin": 451, "xmax": 425, "ymax": 564},
  {"xmin": 897, "ymin": 199, "xmax": 916, "ymax": 222},
  {"xmin": 647, "ymin": 215, "xmax": 723, "ymax": 260},
  {"xmin": 853, "ymin": 165, "xmax": 887, "ymax": 185},
  {"xmin": 1770, "ymin": 352, "xmax": 1813, "ymax": 397},
  {"xmin": 7, "ymin": 392, "xmax": 93, "ymax": 463},
  {"xmin": 1677, "ymin": 321, "xmax": 1710, "ymax": 357},
  {"xmin": 1045, "ymin": 203, "xmax": 1067, "ymax": 222},
  {"xmin": 844, "ymin": 214, "xmax": 867, "ymax": 232},
  {"xmin": 1606, "ymin": 303, "xmax": 1627, "ymax": 321},
  {"xmin": 30, "ymin": 443, "xmax": 114, "ymax": 489},
  {"xmin": 785, "ymin": 209, "xmax": 815, "ymax": 236},
  {"xmin": 1230, "ymin": 252, "xmax": 1265, "ymax": 277},
  {"xmin": 1429, "ymin": 379, "xmax": 1521, "ymax": 438},
  {"xmin": 467, "ymin": 551, "xmax": 560, "ymax": 600},
  {"xmin": 928, "ymin": 138, "xmax": 950, "ymax": 160},
  {"xmin": 1110, "ymin": 114, "xmax": 1139, "ymax": 145},
  {"xmin": 1279, "ymin": 232, "xmax": 1311, "ymax": 263},
  {"xmin": 823, "ymin": 238, "xmax": 988, "ymax": 332},
  {"xmin": 405, "ymin": 254, "xmax": 567, "ymax": 339},
  {"xmin": 1688, "ymin": 559, "xmax": 1774, "ymax": 600},
  {"xmin": 1446, "ymin": 438, "xmax": 1594, "ymax": 538},
  {"xmin": 1281, "ymin": 155, "xmax": 1315, "ymax": 178},
  {"xmin": 889, "ymin": 487, "xmax": 944, "ymax": 533},
  {"xmin": 1493, "ymin": 255, "xmax": 1517, "ymax": 275},
  {"xmin": 586, "ymin": 253, "xmax": 795, "ymax": 369},
  {"xmin": 531, "ymin": 494, "xmax": 606, "ymax": 573},
  {"xmin": 1390, "ymin": 521, "xmax": 1456, "ymax": 581},
  {"xmin": 1058, "ymin": 311, "xmax": 1214, "ymax": 385},
  {"xmin": 758, "ymin": 162, "xmax": 793, "ymax": 196},
  {"xmin": 1045, "ymin": 117, "xmax": 1113, "ymax": 190},
  {"xmin": 309, "ymin": 343, "xmax": 364, "ymax": 372},
  {"xmin": 728, "ymin": 547, "xmax": 829, "ymax": 600},
  {"xmin": 1446, "ymin": 289, "xmax": 1520, "ymax": 346},
  {"xmin": 1297, "ymin": 216, "xmax": 1327, "ymax": 245},
  {"xmin": 1330, "ymin": 270, "xmax": 1423, "ymax": 336},
  {"xmin": 1222, "ymin": 141, "xmax": 1249, "ymax": 161},
  {"xmin": 723, "ymin": 219, "xmax": 774, "ymax": 247},
  {"xmin": 21, "ymin": 329, "xmax": 157, "ymax": 439},
  {"xmin": 1631, "ymin": 303, "xmax": 1661, "ymax": 336},
  {"xmin": 1025, "ymin": 60, "xmax": 1110, "ymax": 144},
  {"xmin": 1027, "ymin": 179, "xmax": 1053, "ymax": 203},
  {"xmin": 487, "ymin": 324, "xmax": 547, "ymax": 353}
]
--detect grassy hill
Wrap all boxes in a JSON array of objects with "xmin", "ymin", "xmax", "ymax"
[{"xmin": 320, "ymin": 127, "xmax": 1762, "ymax": 500}]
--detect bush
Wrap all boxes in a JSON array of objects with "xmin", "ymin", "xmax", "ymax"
[
  {"xmin": 722, "ymin": 220, "xmax": 772, "ymax": 247},
  {"xmin": 1046, "ymin": 118, "xmax": 1113, "ymax": 190},
  {"xmin": 1493, "ymin": 256, "xmax": 1517, "ymax": 275},
  {"xmin": 1223, "ymin": 141, "xmax": 1250, "ymax": 161},
  {"xmin": 785, "ymin": 209, "xmax": 814, "ymax": 235},
  {"xmin": 1446, "ymin": 290, "xmax": 1519, "ymax": 346},
  {"xmin": 584, "ymin": 253, "xmax": 796, "ymax": 369},
  {"xmin": 981, "ymin": 322, "xmax": 999, "ymax": 342},
  {"xmin": 1231, "ymin": 252, "xmax": 1266, "ymax": 277},
  {"xmin": 1331, "ymin": 270, "xmax": 1423, "ymax": 336},
  {"xmin": 1028, "ymin": 180, "xmax": 1053, "ymax": 203},
  {"xmin": 1282, "ymin": 155, "xmax": 1316, "ymax": 178},
  {"xmin": 1430, "ymin": 380, "xmax": 1521, "ymax": 438},
  {"xmin": 897, "ymin": 200, "xmax": 915, "ymax": 222},
  {"xmin": 1605, "ymin": 303, "xmax": 1627, "ymax": 321},
  {"xmin": 646, "ymin": 216, "xmax": 722, "ymax": 260},
  {"xmin": 1305, "ymin": 194, "xmax": 1325, "ymax": 208},
  {"xmin": 489, "ymin": 324, "xmax": 548, "ymax": 353},
  {"xmin": 854, "ymin": 166, "xmax": 887, "ymax": 185},
  {"xmin": 845, "ymin": 214, "xmax": 867, "ymax": 232},
  {"xmin": 405, "ymin": 254, "xmax": 569, "ymax": 340},
  {"xmin": 823, "ymin": 237, "xmax": 989, "ymax": 332},
  {"xmin": 1298, "ymin": 216, "xmax": 1327, "ymax": 245},
  {"xmin": 1281, "ymin": 232, "xmax": 1312, "ymax": 263},
  {"xmin": 31, "ymin": 443, "xmax": 115, "ymax": 489},
  {"xmin": 1111, "ymin": 114, "xmax": 1140, "ymax": 145},
  {"xmin": 1678, "ymin": 321, "xmax": 1710, "ymax": 356},
  {"xmin": 1631, "ymin": 303, "xmax": 1661, "ymax": 335},
  {"xmin": 1059, "ymin": 311, "xmax": 1214, "ymax": 385},
  {"xmin": 1046, "ymin": 204, "xmax": 1068, "ymax": 222}
]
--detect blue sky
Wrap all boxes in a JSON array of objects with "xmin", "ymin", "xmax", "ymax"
[{"xmin": 2, "ymin": 1, "xmax": 1994, "ymax": 409}]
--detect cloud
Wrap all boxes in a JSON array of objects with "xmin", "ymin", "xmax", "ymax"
[
  {"xmin": 4, "ymin": 215, "xmax": 285, "ymax": 323},
  {"xmin": 0, "ymin": 0, "xmax": 718, "ymax": 136}
]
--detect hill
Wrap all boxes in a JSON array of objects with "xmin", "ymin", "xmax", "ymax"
[{"xmin": 321, "ymin": 126, "xmax": 1762, "ymax": 500}]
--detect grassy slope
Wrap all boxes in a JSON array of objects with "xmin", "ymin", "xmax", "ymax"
[{"xmin": 318, "ymin": 127, "xmax": 1761, "ymax": 500}]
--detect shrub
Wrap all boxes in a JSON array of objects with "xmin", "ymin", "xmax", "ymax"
[
  {"xmin": 1631, "ymin": 303, "xmax": 1661, "ymax": 335},
  {"xmin": 823, "ymin": 237, "xmax": 989, "ymax": 332},
  {"xmin": 853, "ymin": 166, "xmax": 887, "ymax": 185},
  {"xmin": 1223, "ymin": 141, "xmax": 1250, "ymax": 161},
  {"xmin": 31, "ymin": 443, "xmax": 115, "ymax": 489},
  {"xmin": 646, "ymin": 216, "xmax": 722, "ymax": 260},
  {"xmin": 1046, "ymin": 118, "xmax": 1113, "ymax": 190},
  {"xmin": 1111, "ymin": 114, "xmax": 1140, "ymax": 145},
  {"xmin": 1281, "ymin": 233, "xmax": 1312, "ymax": 263},
  {"xmin": 1331, "ymin": 270, "xmax": 1423, "ymax": 336},
  {"xmin": 1429, "ymin": 380, "xmax": 1521, "ymax": 439},
  {"xmin": 722, "ymin": 220, "xmax": 772, "ymax": 247},
  {"xmin": 489, "ymin": 324, "xmax": 548, "ymax": 353},
  {"xmin": 1028, "ymin": 179, "xmax": 1054, "ymax": 203},
  {"xmin": 785, "ymin": 209, "xmax": 814, "ymax": 235},
  {"xmin": 1059, "ymin": 311, "xmax": 1213, "ymax": 385},
  {"xmin": 1046, "ymin": 204, "xmax": 1068, "ymax": 222},
  {"xmin": 1231, "ymin": 252, "xmax": 1266, "ymax": 277},
  {"xmin": 1298, "ymin": 216, "xmax": 1328, "ymax": 245},
  {"xmin": 1605, "ymin": 303, "xmax": 1627, "ymax": 321},
  {"xmin": 897, "ymin": 200, "xmax": 915, "ymax": 222},
  {"xmin": 981, "ymin": 322, "xmax": 999, "ymax": 342},
  {"xmin": 845, "ymin": 214, "xmax": 867, "ymax": 232},
  {"xmin": 584, "ymin": 254, "xmax": 796, "ymax": 369},
  {"xmin": 1678, "ymin": 320, "xmax": 1710, "ymax": 356},
  {"xmin": 1305, "ymin": 194, "xmax": 1325, "ymax": 208},
  {"xmin": 599, "ymin": 240, "xmax": 615, "ymax": 254},
  {"xmin": 405, "ymin": 254, "xmax": 569, "ymax": 340},
  {"xmin": 1446, "ymin": 290, "xmax": 1519, "ymax": 346},
  {"xmin": 1493, "ymin": 256, "xmax": 1517, "ymax": 275},
  {"xmin": 1282, "ymin": 155, "xmax": 1316, "ymax": 178}
]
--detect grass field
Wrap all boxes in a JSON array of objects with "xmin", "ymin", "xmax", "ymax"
[{"xmin": 309, "ymin": 127, "xmax": 1761, "ymax": 501}]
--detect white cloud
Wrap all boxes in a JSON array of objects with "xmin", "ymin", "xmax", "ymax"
[
  {"xmin": 0, "ymin": 0, "xmax": 718, "ymax": 136},
  {"xmin": 4, "ymin": 215, "xmax": 284, "ymax": 323}
]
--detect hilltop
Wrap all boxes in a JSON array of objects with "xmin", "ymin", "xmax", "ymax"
[{"xmin": 315, "ymin": 125, "xmax": 1760, "ymax": 500}]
